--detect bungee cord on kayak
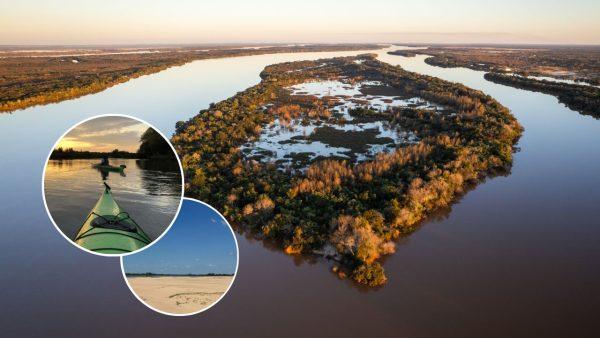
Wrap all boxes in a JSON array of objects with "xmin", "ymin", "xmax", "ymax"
[
  {"xmin": 43, "ymin": 116, "xmax": 183, "ymax": 257},
  {"xmin": 85, "ymin": 212, "xmax": 138, "ymax": 232},
  {"xmin": 74, "ymin": 183, "xmax": 152, "ymax": 254}
]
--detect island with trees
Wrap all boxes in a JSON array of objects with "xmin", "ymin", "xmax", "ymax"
[
  {"xmin": 387, "ymin": 50, "xmax": 418, "ymax": 57},
  {"xmin": 389, "ymin": 46, "xmax": 600, "ymax": 118},
  {"xmin": 172, "ymin": 54, "xmax": 522, "ymax": 286}
]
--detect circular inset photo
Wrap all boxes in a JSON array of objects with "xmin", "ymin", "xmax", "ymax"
[
  {"xmin": 43, "ymin": 114, "xmax": 183, "ymax": 256},
  {"xmin": 121, "ymin": 198, "xmax": 239, "ymax": 316}
]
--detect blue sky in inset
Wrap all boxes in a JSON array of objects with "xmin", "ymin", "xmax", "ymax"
[{"xmin": 123, "ymin": 199, "xmax": 237, "ymax": 275}]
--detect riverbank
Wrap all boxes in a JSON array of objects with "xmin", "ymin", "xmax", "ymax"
[
  {"xmin": 398, "ymin": 46, "xmax": 600, "ymax": 118},
  {"xmin": 0, "ymin": 44, "xmax": 383, "ymax": 113},
  {"xmin": 173, "ymin": 53, "xmax": 522, "ymax": 286},
  {"xmin": 3, "ymin": 46, "xmax": 600, "ymax": 337}
]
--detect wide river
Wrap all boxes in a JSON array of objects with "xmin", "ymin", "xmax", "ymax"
[{"xmin": 1, "ymin": 47, "xmax": 599, "ymax": 337}]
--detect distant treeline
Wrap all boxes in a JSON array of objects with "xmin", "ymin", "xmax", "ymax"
[
  {"xmin": 50, "ymin": 127, "xmax": 177, "ymax": 160},
  {"xmin": 0, "ymin": 44, "xmax": 383, "ymax": 113},
  {"xmin": 409, "ymin": 46, "xmax": 600, "ymax": 118},
  {"xmin": 126, "ymin": 272, "xmax": 234, "ymax": 277},
  {"xmin": 50, "ymin": 148, "xmax": 139, "ymax": 160},
  {"xmin": 484, "ymin": 73, "xmax": 600, "ymax": 118}
]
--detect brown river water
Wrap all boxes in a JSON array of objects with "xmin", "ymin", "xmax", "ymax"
[{"xmin": 1, "ymin": 47, "xmax": 599, "ymax": 337}]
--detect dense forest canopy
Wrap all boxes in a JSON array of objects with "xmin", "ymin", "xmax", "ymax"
[
  {"xmin": 137, "ymin": 127, "xmax": 174, "ymax": 159},
  {"xmin": 173, "ymin": 54, "xmax": 522, "ymax": 286}
]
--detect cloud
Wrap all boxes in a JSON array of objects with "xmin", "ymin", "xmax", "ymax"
[{"xmin": 59, "ymin": 116, "xmax": 150, "ymax": 152}]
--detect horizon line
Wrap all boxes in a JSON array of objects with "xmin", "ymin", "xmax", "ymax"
[{"xmin": 2, "ymin": 41, "xmax": 600, "ymax": 48}]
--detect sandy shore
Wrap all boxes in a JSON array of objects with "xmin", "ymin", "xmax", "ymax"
[{"xmin": 127, "ymin": 276, "xmax": 233, "ymax": 314}]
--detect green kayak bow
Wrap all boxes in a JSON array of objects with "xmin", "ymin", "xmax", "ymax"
[{"xmin": 75, "ymin": 183, "xmax": 151, "ymax": 254}]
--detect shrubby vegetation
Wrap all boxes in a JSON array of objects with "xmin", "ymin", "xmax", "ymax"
[
  {"xmin": 172, "ymin": 55, "xmax": 522, "ymax": 286},
  {"xmin": 387, "ymin": 50, "xmax": 418, "ymax": 57},
  {"xmin": 403, "ymin": 46, "xmax": 600, "ymax": 118},
  {"xmin": 420, "ymin": 46, "xmax": 600, "ymax": 86},
  {"xmin": 484, "ymin": 73, "xmax": 600, "ymax": 118},
  {"xmin": 0, "ymin": 44, "xmax": 382, "ymax": 112}
]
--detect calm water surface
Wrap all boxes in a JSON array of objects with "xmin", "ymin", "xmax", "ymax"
[
  {"xmin": 1, "ymin": 47, "xmax": 599, "ymax": 337},
  {"xmin": 44, "ymin": 158, "xmax": 181, "ymax": 240}
]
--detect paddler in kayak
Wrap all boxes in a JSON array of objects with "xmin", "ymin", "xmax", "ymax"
[
  {"xmin": 98, "ymin": 155, "xmax": 110, "ymax": 180},
  {"xmin": 100, "ymin": 155, "xmax": 109, "ymax": 166},
  {"xmin": 93, "ymin": 156, "xmax": 126, "ymax": 173}
]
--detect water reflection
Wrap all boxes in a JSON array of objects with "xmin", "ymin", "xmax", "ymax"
[
  {"xmin": 94, "ymin": 167, "xmax": 126, "ymax": 181},
  {"xmin": 135, "ymin": 159, "xmax": 182, "ymax": 197},
  {"xmin": 2, "ymin": 47, "xmax": 600, "ymax": 337},
  {"xmin": 44, "ymin": 158, "xmax": 182, "ymax": 240}
]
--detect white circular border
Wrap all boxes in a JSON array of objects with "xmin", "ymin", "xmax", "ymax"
[
  {"xmin": 119, "ymin": 197, "xmax": 240, "ymax": 316},
  {"xmin": 41, "ymin": 113, "xmax": 185, "ymax": 258}
]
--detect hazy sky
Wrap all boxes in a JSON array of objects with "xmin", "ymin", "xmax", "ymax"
[
  {"xmin": 57, "ymin": 116, "xmax": 147, "ymax": 152},
  {"xmin": 1, "ymin": 0, "xmax": 599, "ymax": 45},
  {"xmin": 123, "ymin": 199, "xmax": 237, "ymax": 275}
]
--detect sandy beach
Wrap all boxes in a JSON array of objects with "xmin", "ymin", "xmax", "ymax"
[{"xmin": 127, "ymin": 276, "xmax": 233, "ymax": 314}]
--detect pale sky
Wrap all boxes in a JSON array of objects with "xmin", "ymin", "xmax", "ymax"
[
  {"xmin": 57, "ymin": 116, "xmax": 147, "ymax": 152},
  {"xmin": 1, "ymin": 0, "xmax": 599, "ymax": 45}
]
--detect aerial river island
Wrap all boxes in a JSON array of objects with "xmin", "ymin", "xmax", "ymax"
[{"xmin": 173, "ymin": 54, "xmax": 522, "ymax": 286}]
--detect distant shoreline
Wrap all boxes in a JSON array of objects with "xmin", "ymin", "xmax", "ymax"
[
  {"xmin": 126, "ymin": 273, "xmax": 234, "ymax": 278},
  {"xmin": 0, "ymin": 44, "xmax": 384, "ymax": 113},
  {"xmin": 50, "ymin": 148, "xmax": 140, "ymax": 160}
]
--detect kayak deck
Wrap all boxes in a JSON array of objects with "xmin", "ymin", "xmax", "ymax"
[{"xmin": 75, "ymin": 185, "xmax": 151, "ymax": 254}]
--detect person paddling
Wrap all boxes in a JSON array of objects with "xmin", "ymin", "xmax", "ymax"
[{"xmin": 100, "ymin": 155, "xmax": 109, "ymax": 166}]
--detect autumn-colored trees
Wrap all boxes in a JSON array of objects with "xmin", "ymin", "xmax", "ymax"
[
  {"xmin": 484, "ymin": 73, "xmax": 600, "ymax": 118},
  {"xmin": 416, "ymin": 46, "xmax": 600, "ymax": 118},
  {"xmin": 173, "ymin": 54, "xmax": 522, "ymax": 286},
  {"xmin": 0, "ymin": 44, "xmax": 382, "ymax": 113}
]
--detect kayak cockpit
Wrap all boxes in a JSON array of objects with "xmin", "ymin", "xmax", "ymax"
[{"xmin": 74, "ymin": 184, "xmax": 151, "ymax": 254}]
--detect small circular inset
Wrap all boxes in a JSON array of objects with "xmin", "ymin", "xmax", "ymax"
[
  {"xmin": 121, "ymin": 198, "xmax": 239, "ymax": 316},
  {"xmin": 42, "ymin": 114, "xmax": 184, "ymax": 257}
]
